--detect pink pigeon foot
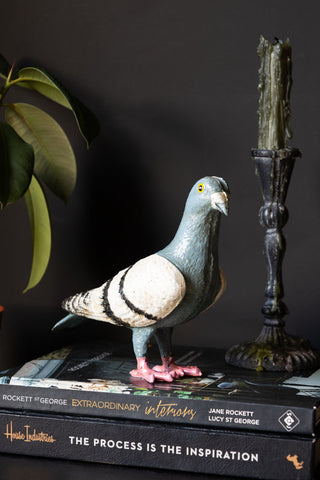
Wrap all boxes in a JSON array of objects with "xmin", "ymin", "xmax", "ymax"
[
  {"xmin": 153, "ymin": 356, "xmax": 202, "ymax": 379},
  {"xmin": 130, "ymin": 357, "xmax": 174, "ymax": 383}
]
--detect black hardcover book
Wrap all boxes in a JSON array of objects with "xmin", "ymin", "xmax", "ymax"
[
  {"xmin": 0, "ymin": 341, "xmax": 320, "ymax": 435},
  {"xmin": 0, "ymin": 409, "xmax": 318, "ymax": 479}
]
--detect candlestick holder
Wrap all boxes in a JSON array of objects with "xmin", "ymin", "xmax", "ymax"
[{"xmin": 225, "ymin": 147, "xmax": 319, "ymax": 372}]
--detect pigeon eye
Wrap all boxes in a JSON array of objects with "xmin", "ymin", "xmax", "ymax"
[{"xmin": 197, "ymin": 183, "xmax": 205, "ymax": 193}]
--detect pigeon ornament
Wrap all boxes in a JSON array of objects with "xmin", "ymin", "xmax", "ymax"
[{"xmin": 53, "ymin": 176, "xmax": 229, "ymax": 383}]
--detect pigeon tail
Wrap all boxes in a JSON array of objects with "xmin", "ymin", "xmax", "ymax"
[{"xmin": 52, "ymin": 313, "xmax": 88, "ymax": 331}]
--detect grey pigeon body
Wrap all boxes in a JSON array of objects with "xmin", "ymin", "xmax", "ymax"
[{"xmin": 53, "ymin": 176, "xmax": 229, "ymax": 383}]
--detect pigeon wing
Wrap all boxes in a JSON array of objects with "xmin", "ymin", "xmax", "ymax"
[
  {"xmin": 108, "ymin": 254, "xmax": 186, "ymax": 327},
  {"xmin": 62, "ymin": 254, "xmax": 186, "ymax": 328}
]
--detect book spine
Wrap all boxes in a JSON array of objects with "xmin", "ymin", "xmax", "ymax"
[
  {"xmin": 0, "ymin": 409, "xmax": 316, "ymax": 480},
  {"xmin": 0, "ymin": 383, "xmax": 315, "ymax": 435}
]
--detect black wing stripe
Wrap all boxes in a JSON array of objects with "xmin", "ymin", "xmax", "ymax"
[
  {"xmin": 119, "ymin": 267, "xmax": 160, "ymax": 322},
  {"xmin": 102, "ymin": 278, "xmax": 129, "ymax": 327}
]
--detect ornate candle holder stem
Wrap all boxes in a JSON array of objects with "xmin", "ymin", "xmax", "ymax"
[
  {"xmin": 225, "ymin": 148, "xmax": 319, "ymax": 372},
  {"xmin": 256, "ymin": 148, "xmax": 293, "ymax": 338}
]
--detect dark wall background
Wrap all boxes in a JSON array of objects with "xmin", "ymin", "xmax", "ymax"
[{"xmin": 0, "ymin": 0, "xmax": 319, "ymax": 367}]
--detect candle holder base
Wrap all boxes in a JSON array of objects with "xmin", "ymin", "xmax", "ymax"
[{"xmin": 225, "ymin": 327, "xmax": 320, "ymax": 372}]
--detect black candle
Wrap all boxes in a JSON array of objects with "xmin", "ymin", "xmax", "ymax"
[{"xmin": 257, "ymin": 36, "xmax": 292, "ymax": 150}]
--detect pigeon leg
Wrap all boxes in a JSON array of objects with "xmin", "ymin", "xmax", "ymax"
[
  {"xmin": 130, "ymin": 327, "xmax": 173, "ymax": 383},
  {"xmin": 153, "ymin": 327, "xmax": 202, "ymax": 379}
]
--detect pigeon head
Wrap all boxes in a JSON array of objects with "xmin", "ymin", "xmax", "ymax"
[{"xmin": 186, "ymin": 176, "xmax": 230, "ymax": 216}]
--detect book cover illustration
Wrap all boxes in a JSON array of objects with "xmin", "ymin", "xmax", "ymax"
[{"xmin": 0, "ymin": 342, "xmax": 319, "ymax": 433}]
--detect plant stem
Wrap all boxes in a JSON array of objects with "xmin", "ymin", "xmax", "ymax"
[{"xmin": 0, "ymin": 66, "xmax": 28, "ymax": 103}]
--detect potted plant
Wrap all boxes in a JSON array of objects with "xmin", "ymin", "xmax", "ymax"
[{"xmin": 0, "ymin": 53, "xmax": 99, "ymax": 318}]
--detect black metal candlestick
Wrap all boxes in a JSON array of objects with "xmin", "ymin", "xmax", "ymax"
[{"xmin": 225, "ymin": 147, "xmax": 319, "ymax": 371}]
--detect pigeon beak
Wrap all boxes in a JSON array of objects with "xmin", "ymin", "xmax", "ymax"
[
  {"xmin": 216, "ymin": 202, "xmax": 229, "ymax": 216},
  {"xmin": 211, "ymin": 192, "xmax": 229, "ymax": 216}
]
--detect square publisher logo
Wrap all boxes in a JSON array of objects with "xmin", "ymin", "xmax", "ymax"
[{"xmin": 278, "ymin": 410, "xmax": 300, "ymax": 432}]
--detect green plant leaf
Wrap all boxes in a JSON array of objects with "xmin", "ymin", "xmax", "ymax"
[
  {"xmin": 24, "ymin": 175, "xmax": 51, "ymax": 293},
  {"xmin": 6, "ymin": 103, "xmax": 76, "ymax": 203},
  {"xmin": 0, "ymin": 121, "xmax": 34, "ymax": 208},
  {"xmin": 16, "ymin": 67, "xmax": 99, "ymax": 147},
  {"xmin": 0, "ymin": 54, "xmax": 10, "ymax": 79}
]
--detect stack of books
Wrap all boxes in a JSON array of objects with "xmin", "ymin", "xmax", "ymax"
[{"xmin": 0, "ymin": 341, "xmax": 319, "ymax": 479}]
